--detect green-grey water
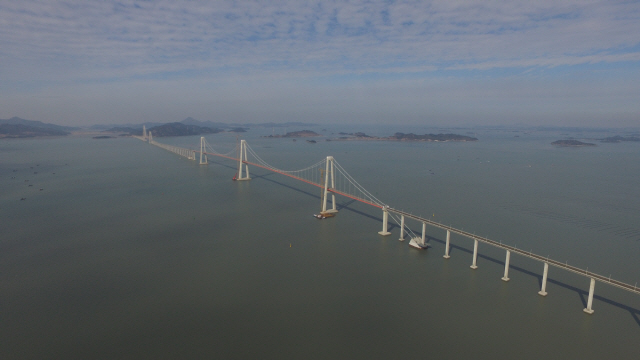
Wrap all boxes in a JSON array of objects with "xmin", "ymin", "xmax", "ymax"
[{"xmin": 1, "ymin": 127, "xmax": 639, "ymax": 359}]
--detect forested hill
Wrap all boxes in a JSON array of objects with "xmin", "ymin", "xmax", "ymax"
[
  {"xmin": 148, "ymin": 122, "xmax": 223, "ymax": 137},
  {"xmin": 0, "ymin": 117, "xmax": 77, "ymax": 138}
]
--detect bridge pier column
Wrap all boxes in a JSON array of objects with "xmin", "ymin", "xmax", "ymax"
[
  {"xmin": 398, "ymin": 215, "xmax": 405, "ymax": 241},
  {"xmin": 421, "ymin": 222, "xmax": 426, "ymax": 246},
  {"xmin": 538, "ymin": 263, "xmax": 549, "ymax": 296},
  {"xmin": 470, "ymin": 239, "xmax": 478, "ymax": 269},
  {"xmin": 501, "ymin": 250, "xmax": 511, "ymax": 281},
  {"xmin": 378, "ymin": 206, "xmax": 391, "ymax": 236},
  {"xmin": 443, "ymin": 230, "xmax": 451, "ymax": 259},
  {"xmin": 583, "ymin": 278, "xmax": 595, "ymax": 314}
]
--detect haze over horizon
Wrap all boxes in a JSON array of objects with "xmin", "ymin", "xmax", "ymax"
[{"xmin": 1, "ymin": 1, "xmax": 639, "ymax": 128}]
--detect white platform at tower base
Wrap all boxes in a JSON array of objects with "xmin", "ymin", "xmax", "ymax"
[{"xmin": 409, "ymin": 237, "xmax": 428, "ymax": 249}]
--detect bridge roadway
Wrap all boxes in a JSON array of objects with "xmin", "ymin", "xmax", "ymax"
[
  {"xmin": 146, "ymin": 138, "xmax": 640, "ymax": 309},
  {"xmin": 209, "ymin": 151, "xmax": 640, "ymax": 297},
  {"xmin": 238, "ymin": 153, "xmax": 640, "ymax": 297},
  {"xmin": 388, "ymin": 208, "xmax": 640, "ymax": 295}
]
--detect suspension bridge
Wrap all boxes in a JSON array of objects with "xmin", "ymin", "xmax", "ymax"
[{"xmin": 135, "ymin": 128, "xmax": 640, "ymax": 316}]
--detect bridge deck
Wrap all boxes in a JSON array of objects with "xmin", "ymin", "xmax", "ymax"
[
  {"xmin": 389, "ymin": 208, "xmax": 640, "ymax": 295},
  {"xmin": 154, "ymin": 145, "xmax": 640, "ymax": 297}
]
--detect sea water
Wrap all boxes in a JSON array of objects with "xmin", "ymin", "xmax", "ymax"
[{"xmin": 1, "ymin": 127, "xmax": 639, "ymax": 359}]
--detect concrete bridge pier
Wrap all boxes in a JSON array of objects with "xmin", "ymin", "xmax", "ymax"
[
  {"xmin": 378, "ymin": 206, "xmax": 391, "ymax": 236},
  {"xmin": 398, "ymin": 215, "xmax": 405, "ymax": 241},
  {"xmin": 584, "ymin": 278, "xmax": 596, "ymax": 314},
  {"xmin": 443, "ymin": 230, "xmax": 451, "ymax": 259},
  {"xmin": 470, "ymin": 239, "xmax": 479, "ymax": 269},
  {"xmin": 538, "ymin": 263, "xmax": 549, "ymax": 296},
  {"xmin": 421, "ymin": 222, "xmax": 426, "ymax": 245},
  {"xmin": 502, "ymin": 250, "xmax": 511, "ymax": 281}
]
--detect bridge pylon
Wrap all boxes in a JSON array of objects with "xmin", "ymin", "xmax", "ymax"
[
  {"xmin": 199, "ymin": 137, "xmax": 208, "ymax": 165},
  {"xmin": 236, "ymin": 140, "xmax": 250, "ymax": 181},
  {"xmin": 321, "ymin": 156, "xmax": 338, "ymax": 215}
]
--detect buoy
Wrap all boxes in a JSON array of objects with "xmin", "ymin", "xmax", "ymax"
[{"xmin": 289, "ymin": 243, "xmax": 291, "ymax": 247}]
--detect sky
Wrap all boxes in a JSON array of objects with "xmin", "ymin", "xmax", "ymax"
[{"xmin": 1, "ymin": 0, "xmax": 639, "ymax": 128}]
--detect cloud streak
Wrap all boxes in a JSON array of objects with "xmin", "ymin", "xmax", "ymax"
[
  {"xmin": 2, "ymin": 0, "xmax": 639, "ymax": 81},
  {"xmin": 0, "ymin": 1, "xmax": 639, "ymax": 126}
]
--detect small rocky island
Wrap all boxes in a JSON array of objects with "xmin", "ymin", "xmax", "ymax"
[
  {"xmin": 333, "ymin": 132, "xmax": 477, "ymax": 142},
  {"xmin": 552, "ymin": 140, "xmax": 596, "ymax": 147},
  {"xmin": 262, "ymin": 130, "xmax": 320, "ymax": 138}
]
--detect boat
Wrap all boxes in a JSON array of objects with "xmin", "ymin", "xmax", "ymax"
[{"xmin": 409, "ymin": 237, "xmax": 428, "ymax": 250}]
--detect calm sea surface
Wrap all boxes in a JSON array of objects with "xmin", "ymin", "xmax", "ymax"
[{"xmin": 1, "ymin": 126, "xmax": 639, "ymax": 359}]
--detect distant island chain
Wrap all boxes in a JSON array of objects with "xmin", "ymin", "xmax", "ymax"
[{"xmin": 262, "ymin": 130, "xmax": 478, "ymax": 142}]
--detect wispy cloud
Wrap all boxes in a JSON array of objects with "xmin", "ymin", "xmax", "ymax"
[
  {"xmin": 1, "ymin": 0, "xmax": 639, "ymax": 82},
  {"xmin": 1, "ymin": 1, "xmax": 639, "ymax": 126}
]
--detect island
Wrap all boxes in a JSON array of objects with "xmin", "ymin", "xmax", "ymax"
[
  {"xmin": 0, "ymin": 117, "xmax": 76, "ymax": 138},
  {"xmin": 0, "ymin": 124, "xmax": 70, "ymax": 138},
  {"xmin": 92, "ymin": 135, "xmax": 116, "ymax": 139},
  {"xmin": 332, "ymin": 132, "xmax": 477, "ymax": 142},
  {"xmin": 390, "ymin": 132, "xmax": 478, "ymax": 141},
  {"xmin": 551, "ymin": 140, "xmax": 596, "ymax": 147},
  {"xmin": 599, "ymin": 135, "xmax": 640, "ymax": 143},
  {"xmin": 338, "ymin": 132, "xmax": 372, "ymax": 138},
  {"xmin": 104, "ymin": 127, "xmax": 142, "ymax": 136},
  {"xmin": 147, "ymin": 122, "xmax": 223, "ymax": 137},
  {"xmin": 262, "ymin": 130, "xmax": 320, "ymax": 138}
]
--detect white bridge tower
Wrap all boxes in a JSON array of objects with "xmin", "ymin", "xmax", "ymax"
[
  {"xmin": 321, "ymin": 156, "xmax": 338, "ymax": 215},
  {"xmin": 199, "ymin": 137, "xmax": 208, "ymax": 165},
  {"xmin": 236, "ymin": 140, "xmax": 251, "ymax": 181}
]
